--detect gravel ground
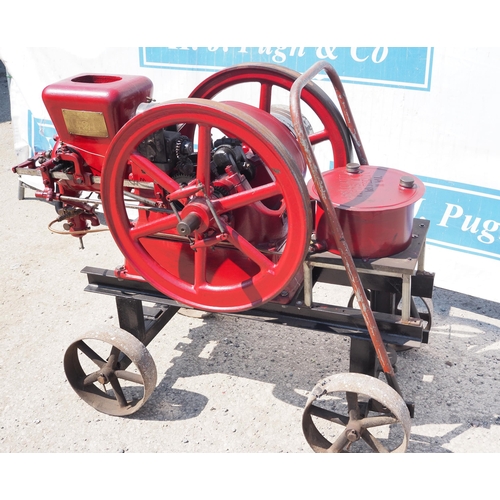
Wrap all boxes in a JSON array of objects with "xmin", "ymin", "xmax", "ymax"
[{"xmin": 1, "ymin": 62, "xmax": 499, "ymax": 460}]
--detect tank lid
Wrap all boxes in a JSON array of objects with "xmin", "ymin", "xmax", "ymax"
[{"xmin": 307, "ymin": 165, "xmax": 425, "ymax": 211}]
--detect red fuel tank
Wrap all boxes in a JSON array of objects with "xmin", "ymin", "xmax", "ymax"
[{"xmin": 308, "ymin": 164, "xmax": 425, "ymax": 258}]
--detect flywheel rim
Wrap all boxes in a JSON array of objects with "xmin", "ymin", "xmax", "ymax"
[
  {"xmin": 189, "ymin": 62, "xmax": 352, "ymax": 170},
  {"xmin": 101, "ymin": 98, "xmax": 312, "ymax": 312}
]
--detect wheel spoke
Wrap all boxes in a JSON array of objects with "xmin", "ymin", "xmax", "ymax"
[
  {"xmin": 259, "ymin": 82, "xmax": 273, "ymax": 112},
  {"xmin": 83, "ymin": 372, "xmax": 100, "ymax": 386},
  {"xmin": 309, "ymin": 404, "xmax": 349, "ymax": 426},
  {"xmin": 115, "ymin": 370, "xmax": 144, "ymax": 385},
  {"xmin": 360, "ymin": 415, "xmax": 399, "ymax": 428},
  {"xmin": 361, "ymin": 429, "xmax": 390, "ymax": 453},
  {"xmin": 76, "ymin": 340, "xmax": 105, "ymax": 368},
  {"xmin": 107, "ymin": 346, "xmax": 121, "ymax": 366},
  {"xmin": 130, "ymin": 153, "xmax": 180, "ymax": 193},
  {"xmin": 224, "ymin": 224, "xmax": 274, "ymax": 273},
  {"xmin": 193, "ymin": 245, "xmax": 208, "ymax": 290},
  {"xmin": 346, "ymin": 391, "xmax": 360, "ymax": 416},
  {"xmin": 196, "ymin": 124, "xmax": 212, "ymax": 193},
  {"xmin": 309, "ymin": 128, "xmax": 329, "ymax": 146},
  {"xmin": 328, "ymin": 432, "xmax": 350, "ymax": 453},
  {"xmin": 213, "ymin": 182, "xmax": 281, "ymax": 213},
  {"xmin": 129, "ymin": 212, "xmax": 179, "ymax": 240},
  {"xmin": 109, "ymin": 376, "xmax": 129, "ymax": 408}
]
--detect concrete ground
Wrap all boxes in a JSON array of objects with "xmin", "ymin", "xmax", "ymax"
[{"xmin": 0, "ymin": 61, "xmax": 499, "ymax": 458}]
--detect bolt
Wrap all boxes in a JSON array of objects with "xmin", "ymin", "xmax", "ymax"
[{"xmin": 346, "ymin": 429, "xmax": 359, "ymax": 442}]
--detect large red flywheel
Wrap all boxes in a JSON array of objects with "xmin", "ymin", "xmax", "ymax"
[
  {"xmin": 188, "ymin": 63, "xmax": 353, "ymax": 170},
  {"xmin": 101, "ymin": 98, "xmax": 312, "ymax": 312}
]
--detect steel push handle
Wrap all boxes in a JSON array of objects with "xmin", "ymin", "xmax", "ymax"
[{"xmin": 289, "ymin": 61, "xmax": 400, "ymax": 392}]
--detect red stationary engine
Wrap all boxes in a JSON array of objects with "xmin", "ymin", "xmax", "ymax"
[
  {"xmin": 14, "ymin": 63, "xmax": 424, "ymax": 313},
  {"xmin": 13, "ymin": 64, "xmax": 435, "ymax": 450}
]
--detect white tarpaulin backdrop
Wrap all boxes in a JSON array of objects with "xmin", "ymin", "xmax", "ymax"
[{"xmin": 1, "ymin": 46, "xmax": 499, "ymax": 303}]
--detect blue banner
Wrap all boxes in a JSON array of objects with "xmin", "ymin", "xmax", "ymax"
[
  {"xmin": 139, "ymin": 47, "xmax": 433, "ymax": 91},
  {"xmin": 28, "ymin": 111, "xmax": 56, "ymax": 154},
  {"xmin": 415, "ymin": 176, "xmax": 500, "ymax": 261}
]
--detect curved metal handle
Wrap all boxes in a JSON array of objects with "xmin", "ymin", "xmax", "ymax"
[
  {"xmin": 290, "ymin": 62, "xmax": 398, "ymax": 386},
  {"xmin": 290, "ymin": 60, "xmax": 368, "ymax": 166}
]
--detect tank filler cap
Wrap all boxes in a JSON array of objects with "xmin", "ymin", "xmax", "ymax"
[{"xmin": 399, "ymin": 175, "xmax": 415, "ymax": 188}]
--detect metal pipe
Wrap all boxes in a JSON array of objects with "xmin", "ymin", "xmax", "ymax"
[
  {"xmin": 290, "ymin": 61, "xmax": 396, "ymax": 380},
  {"xmin": 57, "ymin": 194, "xmax": 172, "ymax": 214}
]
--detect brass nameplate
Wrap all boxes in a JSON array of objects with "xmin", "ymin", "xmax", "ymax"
[{"xmin": 62, "ymin": 109, "xmax": 109, "ymax": 138}]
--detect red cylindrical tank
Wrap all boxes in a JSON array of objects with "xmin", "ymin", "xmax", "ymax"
[{"xmin": 308, "ymin": 164, "xmax": 425, "ymax": 258}]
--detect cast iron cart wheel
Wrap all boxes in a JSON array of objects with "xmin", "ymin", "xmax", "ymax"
[
  {"xmin": 101, "ymin": 98, "xmax": 312, "ymax": 313},
  {"xmin": 64, "ymin": 327, "xmax": 157, "ymax": 416},
  {"xmin": 302, "ymin": 372, "xmax": 411, "ymax": 453},
  {"xmin": 188, "ymin": 62, "xmax": 353, "ymax": 169}
]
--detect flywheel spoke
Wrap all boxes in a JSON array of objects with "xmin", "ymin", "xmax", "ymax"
[
  {"xmin": 259, "ymin": 82, "xmax": 273, "ymax": 112},
  {"xmin": 129, "ymin": 212, "xmax": 179, "ymax": 240},
  {"xmin": 130, "ymin": 153, "xmax": 180, "ymax": 194},
  {"xmin": 193, "ymin": 245, "xmax": 208, "ymax": 290},
  {"xmin": 213, "ymin": 182, "xmax": 281, "ymax": 213},
  {"xmin": 196, "ymin": 124, "xmax": 212, "ymax": 193},
  {"xmin": 309, "ymin": 128, "xmax": 329, "ymax": 145},
  {"xmin": 224, "ymin": 224, "xmax": 274, "ymax": 273}
]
